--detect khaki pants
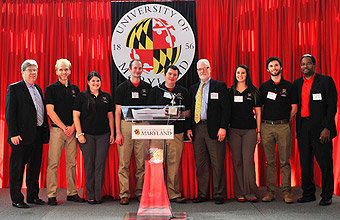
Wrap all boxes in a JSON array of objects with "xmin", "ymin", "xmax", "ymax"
[
  {"xmin": 46, "ymin": 127, "xmax": 77, "ymax": 198},
  {"xmin": 261, "ymin": 122, "xmax": 292, "ymax": 193},
  {"xmin": 154, "ymin": 133, "xmax": 184, "ymax": 199},
  {"xmin": 118, "ymin": 120, "xmax": 147, "ymax": 198}
]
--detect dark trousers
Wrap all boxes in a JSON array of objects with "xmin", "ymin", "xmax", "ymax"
[
  {"xmin": 297, "ymin": 118, "xmax": 334, "ymax": 200},
  {"xmin": 9, "ymin": 127, "xmax": 43, "ymax": 203},
  {"xmin": 228, "ymin": 128, "xmax": 258, "ymax": 199},
  {"xmin": 193, "ymin": 121, "xmax": 226, "ymax": 199},
  {"xmin": 79, "ymin": 133, "xmax": 110, "ymax": 201}
]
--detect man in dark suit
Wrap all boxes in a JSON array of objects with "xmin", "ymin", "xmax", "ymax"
[
  {"xmin": 5, "ymin": 59, "xmax": 49, "ymax": 208},
  {"xmin": 187, "ymin": 59, "xmax": 230, "ymax": 204},
  {"xmin": 294, "ymin": 54, "xmax": 338, "ymax": 206}
]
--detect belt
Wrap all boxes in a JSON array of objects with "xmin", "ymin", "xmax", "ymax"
[
  {"xmin": 131, "ymin": 121, "xmax": 144, "ymax": 124},
  {"xmin": 197, "ymin": 120, "xmax": 207, "ymax": 125},
  {"xmin": 301, "ymin": 117, "xmax": 310, "ymax": 120},
  {"xmin": 262, "ymin": 119, "xmax": 289, "ymax": 125},
  {"xmin": 51, "ymin": 124, "xmax": 59, "ymax": 128}
]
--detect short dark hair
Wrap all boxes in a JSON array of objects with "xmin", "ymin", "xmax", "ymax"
[
  {"xmin": 266, "ymin": 57, "xmax": 282, "ymax": 69},
  {"xmin": 164, "ymin": 65, "xmax": 180, "ymax": 76},
  {"xmin": 129, "ymin": 59, "xmax": 143, "ymax": 69},
  {"xmin": 300, "ymin": 54, "xmax": 316, "ymax": 64}
]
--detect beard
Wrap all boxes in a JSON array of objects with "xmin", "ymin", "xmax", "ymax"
[
  {"xmin": 199, "ymin": 74, "xmax": 210, "ymax": 81},
  {"xmin": 270, "ymin": 69, "xmax": 281, "ymax": 76}
]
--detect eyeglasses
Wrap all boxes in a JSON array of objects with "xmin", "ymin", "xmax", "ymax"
[
  {"xmin": 301, "ymin": 62, "xmax": 313, "ymax": 67},
  {"xmin": 197, "ymin": 67, "xmax": 209, "ymax": 72}
]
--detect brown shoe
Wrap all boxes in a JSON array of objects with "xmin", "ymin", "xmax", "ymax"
[
  {"xmin": 120, "ymin": 197, "xmax": 129, "ymax": 205},
  {"xmin": 262, "ymin": 192, "xmax": 275, "ymax": 202},
  {"xmin": 170, "ymin": 197, "xmax": 186, "ymax": 203},
  {"xmin": 283, "ymin": 192, "xmax": 294, "ymax": 204}
]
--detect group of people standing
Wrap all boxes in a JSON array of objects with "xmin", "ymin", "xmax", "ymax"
[
  {"xmin": 5, "ymin": 54, "xmax": 337, "ymax": 209},
  {"xmin": 224, "ymin": 55, "xmax": 337, "ymax": 206}
]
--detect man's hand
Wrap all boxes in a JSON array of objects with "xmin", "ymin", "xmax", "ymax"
[
  {"xmin": 217, "ymin": 128, "xmax": 226, "ymax": 142},
  {"xmin": 11, "ymin": 135, "xmax": 22, "ymax": 145},
  {"xmin": 64, "ymin": 126, "xmax": 75, "ymax": 137},
  {"xmin": 320, "ymin": 128, "xmax": 331, "ymax": 144},
  {"xmin": 187, "ymin": 130, "xmax": 193, "ymax": 142},
  {"xmin": 115, "ymin": 132, "xmax": 124, "ymax": 146}
]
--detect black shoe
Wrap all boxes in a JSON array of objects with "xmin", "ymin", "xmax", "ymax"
[
  {"xmin": 319, "ymin": 198, "xmax": 332, "ymax": 206},
  {"xmin": 87, "ymin": 200, "xmax": 96, "ymax": 205},
  {"xmin": 215, "ymin": 197, "xmax": 224, "ymax": 205},
  {"xmin": 12, "ymin": 202, "xmax": 29, "ymax": 208},
  {"xmin": 297, "ymin": 196, "xmax": 316, "ymax": 203},
  {"xmin": 192, "ymin": 197, "xmax": 209, "ymax": 203},
  {"xmin": 67, "ymin": 194, "xmax": 86, "ymax": 203},
  {"xmin": 48, "ymin": 197, "xmax": 57, "ymax": 206},
  {"xmin": 27, "ymin": 198, "xmax": 45, "ymax": 205},
  {"xmin": 96, "ymin": 200, "xmax": 102, "ymax": 204}
]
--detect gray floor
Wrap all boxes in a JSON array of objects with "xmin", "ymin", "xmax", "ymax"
[{"xmin": 0, "ymin": 187, "xmax": 339, "ymax": 220}]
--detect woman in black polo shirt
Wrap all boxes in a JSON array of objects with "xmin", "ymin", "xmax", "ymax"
[
  {"xmin": 228, "ymin": 65, "xmax": 261, "ymax": 203},
  {"xmin": 73, "ymin": 71, "xmax": 114, "ymax": 204}
]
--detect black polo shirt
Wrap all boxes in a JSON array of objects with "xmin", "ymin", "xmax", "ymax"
[
  {"xmin": 116, "ymin": 79, "xmax": 152, "ymax": 119},
  {"xmin": 45, "ymin": 80, "xmax": 80, "ymax": 126},
  {"xmin": 228, "ymin": 87, "xmax": 261, "ymax": 129},
  {"xmin": 147, "ymin": 82, "xmax": 190, "ymax": 133},
  {"xmin": 73, "ymin": 90, "xmax": 113, "ymax": 135},
  {"xmin": 260, "ymin": 77, "xmax": 297, "ymax": 121}
]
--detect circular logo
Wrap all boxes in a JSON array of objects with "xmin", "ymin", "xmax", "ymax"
[{"xmin": 112, "ymin": 4, "xmax": 196, "ymax": 87}]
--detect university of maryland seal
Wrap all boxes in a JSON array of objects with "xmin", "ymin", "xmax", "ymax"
[{"xmin": 111, "ymin": 4, "xmax": 196, "ymax": 87}]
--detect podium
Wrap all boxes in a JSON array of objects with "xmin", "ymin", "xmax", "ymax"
[{"xmin": 122, "ymin": 106, "xmax": 187, "ymax": 220}]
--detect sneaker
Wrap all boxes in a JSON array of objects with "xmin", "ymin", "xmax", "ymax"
[{"xmin": 67, "ymin": 194, "xmax": 86, "ymax": 203}]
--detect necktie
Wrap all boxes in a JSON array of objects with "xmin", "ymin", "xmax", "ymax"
[
  {"xmin": 194, "ymin": 82, "xmax": 205, "ymax": 123},
  {"xmin": 31, "ymin": 85, "xmax": 44, "ymax": 126}
]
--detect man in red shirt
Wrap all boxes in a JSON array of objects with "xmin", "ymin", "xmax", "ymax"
[{"xmin": 293, "ymin": 54, "xmax": 338, "ymax": 206}]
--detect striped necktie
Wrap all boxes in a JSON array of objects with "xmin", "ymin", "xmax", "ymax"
[
  {"xmin": 194, "ymin": 81, "xmax": 205, "ymax": 123},
  {"xmin": 31, "ymin": 85, "xmax": 44, "ymax": 126}
]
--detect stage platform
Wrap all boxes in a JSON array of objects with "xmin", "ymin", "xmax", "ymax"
[{"xmin": 0, "ymin": 187, "xmax": 339, "ymax": 220}]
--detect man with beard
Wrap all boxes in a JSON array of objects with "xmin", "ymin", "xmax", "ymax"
[
  {"xmin": 259, "ymin": 57, "xmax": 297, "ymax": 203},
  {"xmin": 294, "ymin": 54, "xmax": 337, "ymax": 206}
]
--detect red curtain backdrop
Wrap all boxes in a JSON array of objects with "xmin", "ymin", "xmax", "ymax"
[{"xmin": 0, "ymin": 0, "xmax": 339, "ymax": 199}]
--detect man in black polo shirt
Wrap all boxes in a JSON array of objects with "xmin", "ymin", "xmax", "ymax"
[
  {"xmin": 45, "ymin": 59, "xmax": 85, "ymax": 205},
  {"xmin": 115, "ymin": 59, "xmax": 152, "ymax": 205},
  {"xmin": 147, "ymin": 65, "xmax": 190, "ymax": 203},
  {"xmin": 259, "ymin": 57, "xmax": 297, "ymax": 203}
]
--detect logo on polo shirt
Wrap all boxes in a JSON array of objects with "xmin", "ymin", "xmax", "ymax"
[{"xmin": 111, "ymin": 4, "xmax": 196, "ymax": 87}]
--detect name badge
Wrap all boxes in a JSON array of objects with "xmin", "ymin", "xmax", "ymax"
[
  {"xmin": 267, "ymin": 91, "xmax": 277, "ymax": 100},
  {"xmin": 163, "ymin": 92, "xmax": 172, "ymax": 99},
  {"xmin": 313, "ymin": 93, "xmax": 322, "ymax": 100},
  {"xmin": 132, "ymin": 92, "xmax": 139, "ymax": 99},
  {"xmin": 210, "ymin": 92, "xmax": 219, "ymax": 99},
  {"xmin": 234, "ymin": 96, "xmax": 243, "ymax": 102}
]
